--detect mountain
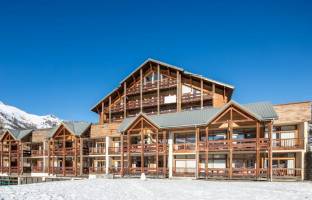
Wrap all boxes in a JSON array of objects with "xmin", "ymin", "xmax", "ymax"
[{"xmin": 0, "ymin": 101, "xmax": 61, "ymax": 130}]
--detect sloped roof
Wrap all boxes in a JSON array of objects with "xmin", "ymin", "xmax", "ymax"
[
  {"xmin": 0, "ymin": 129, "xmax": 33, "ymax": 140},
  {"xmin": 91, "ymin": 58, "xmax": 235, "ymax": 112},
  {"xmin": 118, "ymin": 101, "xmax": 278, "ymax": 132},
  {"xmin": 49, "ymin": 121, "xmax": 91, "ymax": 138}
]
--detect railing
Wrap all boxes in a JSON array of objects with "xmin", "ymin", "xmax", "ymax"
[
  {"xmin": 32, "ymin": 166, "xmax": 45, "ymax": 173},
  {"xmin": 232, "ymin": 138, "xmax": 257, "ymax": 150},
  {"xmin": 10, "ymin": 166, "xmax": 19, "ymax": 174},
  {"xmin": 52, "ymin": 167, "xmax": 78, "ymax": 175},
  {"xmin": 181, "ymin": 93, "xmax": 212, "ymax": 103},
  {"xmin": 173, "ymin": 143, "xmax": 196, "ymax": 153},
  {"xmin": 31, "ymin": 150, "xmax": 47, "ymax": 157},
  {"xmin": 89, "ymin": 166, "xmax": 105, "ymax": 174},
  {"xmin": 272, "ymin": 138, "xmax": 304, "ymax": 150},
  {"xmin": 232, "ymin": 168, "xmax": 256, "ymax": 177},
  {"xmin": 208, "ymin": 140, "xmax": 229, "ymax": 151},
  {"xmin": 127, "ymin": 78, "xmax": 177, "ymax": 95},
  {"xmin": 272, "ymin": 168, "xmax": 302, "ymax": 178},
  {"xmin": 52, "ymin": 148, "xmax": 79, "ymax": 156},
  {"xmin": 128, "ymin": 144, "xmax": 164, "ymax": 153},
  {"xmin": 173, "ymin": 167, "xmax": 196, "ymax": 177},
  {"xmin": 89, "ymin": 147, "xmax": 105, "ymax": 155},
  {"xmin": 108, "ymin": 147, "xmax": 121, "ymax": 155},
  {"xmin": 109, "ymin": 167, "xmax": 121, "ymax": 175}
]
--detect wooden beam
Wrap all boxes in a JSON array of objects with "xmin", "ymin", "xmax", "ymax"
[
  {"xmin": 163, "ymin": 131, "xmax": 166, "ymax": 176},
  {"xmin": 256, "ymin": 122, "xmax": 260, "ymax": 178},
  {"xmin": 176, "ymin": 71, "xmax": 181, "ymax": 112},
  {"xmin": 127, "ymin": 131, "xmax": 130, "ymax": 175},
  {"xmin": 195, "ymin": 127, "xmax": 199, "ymax": 179},
  {"xmin": 156, "ymin": 130, "xmax": 159, "ymax": 176},
  {"xmin": 124, "ymin": 82, "xmax": 127, "ymax": 118},
  {"xmin": 121, "ymin": 135, "xmax": 124, "ymax": 176},
  {"xmin": 228, "ymin": 109, "xmax": 233, "ymax": 179},
  {"xmin": 109, "ymin": 96, "xmax": 112, "ymax": 123},
  {"xmin": 157, "ymin": 64, "xmax": 160, "ymax": 115},
  {"xmin": 101, "ymin": 101, "xmax": 104, "ymax": 125},
  {"xmin": 80, "ymin": 138, "xmax": 83, "ymax": 176},
  {"xmin": 75, "ymin": 137, "xmax": 78, "ymax": 176},
  {"xmin": 141, "ymin": 119, "xmax": 144, "ymax": 173},
  {"xmin": 212, "ymin": 83, "xmax": 215, "ymax": 107},
  {"xmin": 205, "ymin": 127, "xmax": 209, "ymax": 178},
  {"xmin": 140, "ymin": 68, "xmax": 143, "ymax": 112},
  {"xmin": 200, "ymin": 79, "xmax": 204, "ymax": 108},
  {"xmin": 268, "ymin": 121, "xmax": 273, "ymax": 181}
]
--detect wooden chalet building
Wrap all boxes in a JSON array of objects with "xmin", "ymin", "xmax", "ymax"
[{"xmin": 0, "ymin": 59, "xmax": 311, "ymax": 181}]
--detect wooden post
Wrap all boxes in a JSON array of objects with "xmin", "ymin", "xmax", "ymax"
[
  {"xmin": 176, "ymin": 71, "xmax": 181, "ymax": 112},
  {"xmin": 140, "ymin": 68, "xmax": 143, "ymax": 112},
  {"xmin": 20, "ymin": 142, "xmax": 23, "ymax": 175},
  {"xmin": 156, "ymin": 130, "xmax": 159, "ymax": 176},
  {"xmin": 9, "ymin": 140, "xmax": 11, "ymax": 175},
  {"xmin": 195, "ymin": 127, "xmax": 199, "ymax": 179},
  {"xmin": 127, "ymin": 131, "xmax": 130, "ymax": 175},
  {"xmin": 109, "ymin": 96, "xmax": 112, "ymax": 124},
  {"xmin": 80, "ymin": 138, "xmax": 83, "ymax": 176},
  {"xmin": 101, "ymin": 102, "xmax": 104, "ymax": 125},
  {"xmin": 1, "ymin": 142, "xmax": 3, "ymax": 174},
  {"xmin": 268, "ymin": 122, "xmax": 273, "ymax": 181},
  {"xmin": 205, "ymin": 127, "xmax": 209, "ymax": 178},
  {"xmin": 256, "ymin": 122, "xmax": 260, "ymax": 178},
  {"xmin": 63, "ymin": 129, "xmax": 66, "ymax": 176},
  {"xmin": 163, "ymin": 131, "xmax": 167, "ymax": 176},
  {"xmin": 212, "ymin": 83, "xmax": 216, "ymax": 107},
  {"xmin": 124, "ymin": 82, "xmax": 127, "ymax": 118},
  {"xmin": 228, "ymin": 109, "xmax": 233, "ymax": 179},
  {"xmin": 200, "ymin": 79, "xmax": 203, "ymax": 108},
  {"xmin": 141, "ymin": 120, "xmax": 144, "ymax": 173},
  {"xmin": 157, "ymin": 64, "xmax": 160, "ymax": 115},
  {"xmin": 74, "ymin": 138, "xmax": 78, "ymax": 176},
  {"xmin": 121, "ymin": 135, "xmax": 124, "ymax": 176}
]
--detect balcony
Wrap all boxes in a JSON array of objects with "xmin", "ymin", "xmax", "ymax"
[
  {"xmin": 108, "ymin": 147, "xmax": 121, "ymax": 155},
  {"xmin": 89, "ymin": 147, "xmax": 105, "ymax": 155},
  {"xmin": 181, "ymin": 93, "xmax": 212, "ymax": 104},
  {"xmin": 173, "ymin": 143, "xmax": 195, "ymax": 153},
  {"xmin": 127, "ymin": 78, "xmax": 177, "ymax": 96},
  {"xmin": 89, "ymin": 166, "xmax": 105, "ymax": 174},
  {"xmin": 173, "ymin": 167, "xmax": 196, "ymax": 177},
  {"xmin": 52, "ymin": 148, "xmax": 79, "ymax": 156},
  {"xmin": 232, "ymin": 139, "xmax": 257, "ymax": 151},
  {"xmin": 272, "ymin": 138, "xmax": 304, "ymax": 150},
  {"xmin": 32, "ymin": 166, "xmax": 45, "ymax": 173},
  {"xmin": 272, "ymin": 168, "xmax": 302, "ymax": 178},
  {"xmin": 31, "ymin": 150, "xmax": 47, "ymax": 157}
]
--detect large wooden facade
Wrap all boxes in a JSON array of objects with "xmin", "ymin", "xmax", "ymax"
[
  {"xmin": 91, "ymin": 59, "xmax": 234, "ymax": 125},
  {"xmin": 0, "ymin": 59, "xmax": 310, "ymax": 181}
]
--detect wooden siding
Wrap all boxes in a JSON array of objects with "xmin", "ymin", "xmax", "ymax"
[
  {"xmin": 274, "ymin": 102, "xmax": 311, "ymax": 125},
  {"xmin": 90, "ymin": 123, "xmax": 120, "ymax": 138}
]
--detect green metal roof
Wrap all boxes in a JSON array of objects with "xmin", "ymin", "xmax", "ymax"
[
  {"xmin": 1, "ymin": 129, "xmax": 33, "ymax": 140},
  {"xmin": 118, "ymin": 101, "xmax": 278, "ymax": 132},
  {"xmin": 48, "ymin": 121, "xmax": 91, "ymax": 138}
]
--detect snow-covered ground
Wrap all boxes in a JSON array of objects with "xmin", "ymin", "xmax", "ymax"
[{"xmin": 0, "ymin": 179, "xmax": 311, "ymax": 200}]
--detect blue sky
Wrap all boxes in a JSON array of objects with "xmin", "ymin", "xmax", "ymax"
[{"xmin": 0, "ymin": 0, "xmax": 311, "ymax": 122}]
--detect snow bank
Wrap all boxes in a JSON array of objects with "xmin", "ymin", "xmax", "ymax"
[{"xmin": 0, "ymin": 179, "xmax": 311, "ymax": 200}]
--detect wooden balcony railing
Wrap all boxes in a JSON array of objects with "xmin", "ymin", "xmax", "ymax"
[
  {"xmin": 173, "ymin": 143, "xmax": 196, "ymax": 153},
  {"xmin": 108, "ymin": 147, "xmax": 121, "ymax": 155},
  {"xmin": 109, "ymin": 167, "xmax": 121, "ymax": 175},
  {"xmin": 232, "ymin": 138, "xmax": 257, "ymax": 151},
  {"xmin": 128, "ymin": 144, "xmax": 165, "ymax": 153},
  {"xmin": 208, "ymin": 140, "xmax": 229, "ymax": 151},
  {"xmin": 173, "ymin": 167, "xmax": 196, "ymax": 177},
  {"xmin": 232, "ymin": 168, "xmax": 256, "ymax": 177},
  {"xmin": 181, "ymin": 93, "xmax": 212, "ymax": 103},
  {"xmin": 32, "ymin": 166, "xmax": 45, "ymax": 173},
  {"xmin": 272, "ymin": 138, "xmax": 304, "ymax": 150},
  {"xmin": 272, "ymin": 168, "xmax": 302, "ymax": 178},
  {"xmin": 31, "ymin": 150, "xmax": 47, "ymax": 157},
  {"xmin": 127, "ymin": 78, "xmax": 177, "ymax": 96},
  {"xmin": 89, "ymin": 147, "xmax": 105, "ymax": 155},
  {"xmin": 206, "ymin": 168, "xmax": 229, "ymax": 177},
  {"xmin": 89, "ymin": 166, "xmax": 105, "ymax": 174},
  {"xmin": 52, "ymin": 148, "xmax": 79, "ymax": 156},
  {"xmin": 52, "ymin": 167, "xmax": 78, "ymax": 175}
]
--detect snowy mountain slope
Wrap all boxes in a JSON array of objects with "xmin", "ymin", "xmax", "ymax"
[{"xmin": 0, "ymin": 101, "xmax": 61, "ymax": 130}]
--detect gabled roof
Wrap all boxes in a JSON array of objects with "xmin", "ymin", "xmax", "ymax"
[
  {"xmin": 118, "ymin": 101, "xmax": 278, "ymax": 132},
  {"xmin": 0, "ymin": 129, "xmax": 33, "ymax": 141},
  {"xmin": 49, "ymin": 121, "xmax": 91, "ymax": 138},
  {"xmin": 91, "ymin": 58, "xmax": 235, "ymax": 112}
]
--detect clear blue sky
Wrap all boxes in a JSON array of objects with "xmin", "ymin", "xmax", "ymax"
[{"xmin": 0, "ymin": 0, "xmax": 311, "ymax": 122}]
